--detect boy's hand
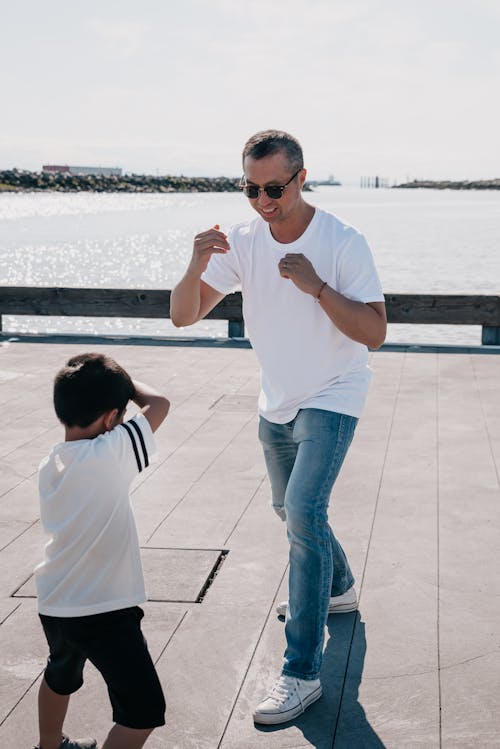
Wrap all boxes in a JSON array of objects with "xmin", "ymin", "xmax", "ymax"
[{"xmin": 132, "ymin": 380, "xmax": 170, "ymax": 433}]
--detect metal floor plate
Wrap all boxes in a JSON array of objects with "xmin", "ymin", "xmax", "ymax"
[{"xmin": 13, "ymin": 547, "xmax": 227, "ymax": 603}]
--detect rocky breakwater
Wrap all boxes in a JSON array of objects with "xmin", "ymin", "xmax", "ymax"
[
  {"xmin": 395, "ymin": 178, "xmax": 500, "ymax": 190},
  {"xmin": 0, "ymin": 169, "xmax": 241, "ymax": 193}
]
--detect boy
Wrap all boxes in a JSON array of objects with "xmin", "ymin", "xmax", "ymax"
[{"xmin": 33, "ymin": 353, "xmax": 170, "ymax": 749}]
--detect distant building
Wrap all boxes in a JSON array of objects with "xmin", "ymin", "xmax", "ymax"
[
  {"xmin": 307, "ymin": 174, "xmax": 342, "ymax": 187},
  {"xmin": 42, "ymin": 165, "xmax": 70, "ymax": 174},
  {"xmin": 42, "ymin": 165, "xmax": 122, "ymax": 177}
]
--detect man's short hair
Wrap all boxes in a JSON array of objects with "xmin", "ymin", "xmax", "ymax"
[
  {"xmin": 54, "ymin": 353, "xmax": 135, "ymax": 428},
  {"xmin": 242, "ymin": 130, "xmax": 304, "ymax": 173}
]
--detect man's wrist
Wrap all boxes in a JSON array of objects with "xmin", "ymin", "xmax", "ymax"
[
  {"xmin": 315, "ymin": 280, "xmax": 327, "ymax": 300},
  {"xmin": 186, "ymin": 264, "xmax": 204, "ymax": 282}
]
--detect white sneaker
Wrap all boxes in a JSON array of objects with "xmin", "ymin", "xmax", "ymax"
[
  {"xmin": 253, "ymin": 674, "xmax": 322, "ymax": 725},
  {"xmin": 276, "ymin": 586, "xmax": 358, "ymax": 618}
]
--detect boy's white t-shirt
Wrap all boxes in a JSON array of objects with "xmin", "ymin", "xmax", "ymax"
[
  {"xmin": 35, "ymin": 412, "xmax": 155, "ymax": 617},
  {"xmin": 202, "ymin": 208, "xmax": 385, "ymax": 423}
]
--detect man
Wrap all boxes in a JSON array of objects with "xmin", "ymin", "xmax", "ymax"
[{"xmin": 170, "ymin": 130, "xmax": 386, "ymax": 725}]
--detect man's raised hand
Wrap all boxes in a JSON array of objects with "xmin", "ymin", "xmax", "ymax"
[{"xmin": 190, "ymin": 224, "xmax": 230, "ymax": 275}]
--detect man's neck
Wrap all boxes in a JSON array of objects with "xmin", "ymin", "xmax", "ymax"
[{"xmin": 269, "ymin": 202, "xmax": 315, "ymax": 244}]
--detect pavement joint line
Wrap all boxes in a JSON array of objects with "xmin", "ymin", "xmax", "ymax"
[
  {"xmin": 144, "ymin": 409, "xmax": 258, "ymax": 545},
  {"xmin": 0, "ymin": 472, "xmax": 35, "ymax": 500},
  {"xmin": 0, "ymin": 665, "xmax": 44, "ymax": 728},
  {"xmin": 131, "ymin": 352, "xmax": 248, "ymax": 488},
  {"xmin": 437, "ymin": 354, "xmax": 443, "ymax": 749},
  {"xmin": 0, "ymin": 518, "xmax": 39, "ymax": 554},
  {"xmin": 0, "ymin": 600, "xmax": 22, "ymax": 625},
  {"xmin": 153, "ymin": 609, "xmax": 190, "ymax": 667},
  {"xmin": 328, "ymin": 350, "xmax": 406, "ymax": 746},
  {"xmin": 0, "ymin": 381, "xmax": 47, "ymax": 410},
  {"xmin": 223, "ymin": 475, "xmax": 267, "ymax": 547},
  {"xmin": 143, "ymin": 414, "xmax": 230, "ymax": 543},
  {"xmin": 216, "ymin": 562, "xmax": 290, "ymax": 749},
  {"xmin": 10, "ymin": 568, "xmax": 37, "ymax": 597},
  {"xmin": 470, "ymin": 355, "xmax": 500, "ymax": 489},
  {"xmin": 0, "ymin": 423, "xmax": 59, "ymax": 461},
  {"xmin": 330, "ymin": 612, "xmax": 359, "ymax": 749},
  {"xmin": 130, "ymin": 409, "xmax": 217, "ymax": 499},
  {"xmin": 165, "ymin": 357, "xmax": 237, "ymax": 412},
  {"xmin": 356, "ymin": 351, "xmax": 406, "ymax": 595},
  {"xmin": 209, "ymin": 393, "xmax": 226, "ymax": 409}
]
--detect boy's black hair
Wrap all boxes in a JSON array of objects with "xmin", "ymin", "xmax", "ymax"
[{"xmin": 54, "ymin": 353, "xmax": 135, "ymax": 428}]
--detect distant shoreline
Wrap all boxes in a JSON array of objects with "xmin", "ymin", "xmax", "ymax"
[
  {"xmin": 2, "ymin": 170, "xmax": 500, "ymax": 193},
  {"xmin": 394, "ymin": 178, "xmax": 500, "ymax": 190}
]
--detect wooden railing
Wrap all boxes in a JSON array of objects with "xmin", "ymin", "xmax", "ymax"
[{"xmin": 1, "ymin": 287, "xmax": 499, "ymax": 345}]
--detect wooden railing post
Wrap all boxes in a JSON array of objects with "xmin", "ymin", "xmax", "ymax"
[
  {"xmin": 228, "ymin": 320, "xmax": 245, "ymax": 338},
  {"xmin": 482, "ymin": 326, "xmax": 500, "ymax": 345}
]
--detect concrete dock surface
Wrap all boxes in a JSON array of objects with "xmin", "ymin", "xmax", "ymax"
[{"xmin": 0, "ymin": 340, "xmax": 499, "ymax": 748}]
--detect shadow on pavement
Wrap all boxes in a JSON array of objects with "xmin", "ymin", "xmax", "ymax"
[
  {"xmin": 256, "ymin": 611, "xmax": 386, "ymax": 748},
  {"xmin": 331, "ymin": 614, "xmax": 386, "ymax": 748}
]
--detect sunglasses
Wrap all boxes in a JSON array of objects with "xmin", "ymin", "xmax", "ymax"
[{"xmin": 239, "ymin": 169, "xmax": 301, "ymax": 199}]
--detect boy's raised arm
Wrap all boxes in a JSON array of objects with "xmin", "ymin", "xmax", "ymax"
[{"xmin": 131, "ymin": 380, "xmax": 170, "ymax": 433}]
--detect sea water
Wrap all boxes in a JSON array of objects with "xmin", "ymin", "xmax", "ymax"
[{"xmin": 1, "ymin": 187, "xmax": 499, "ymax": 344}]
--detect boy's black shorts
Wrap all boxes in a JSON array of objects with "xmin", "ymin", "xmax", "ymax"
[{"xmin": 39, "ymin": 606, "xmax": 165, "ymax": 730}]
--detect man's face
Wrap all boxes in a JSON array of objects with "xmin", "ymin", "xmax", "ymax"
[{"xmin": 242, "ymin": 151, "xmax": 306, "ymax": 225}]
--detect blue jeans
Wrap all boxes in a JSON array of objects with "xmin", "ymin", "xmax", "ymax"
[{"xmin": 259, "ymin": 408, "xmax": 357, "ymax": 680}]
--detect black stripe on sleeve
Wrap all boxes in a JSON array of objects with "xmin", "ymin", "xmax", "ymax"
[
  {"xmin": 129, "ymin": 419, "xmax": 149, "ymax": 468},
  {"xmin": 121, "ymin": 423, "xmax": 142, "ymax": 472}
]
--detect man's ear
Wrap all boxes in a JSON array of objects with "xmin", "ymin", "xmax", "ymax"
[{"xmin": 103, "ymin": 408, "xmax": 119, "ymax": 431}]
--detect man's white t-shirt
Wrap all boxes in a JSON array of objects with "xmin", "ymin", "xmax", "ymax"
[
  {"xmin": 35, "ymin": 412, "xmax": 155, "ymax": 617},
  {"xmin": 202, "ymin": 208, "xmax": 385, "ymax": 423}
]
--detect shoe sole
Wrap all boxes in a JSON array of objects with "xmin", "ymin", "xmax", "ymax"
[
  {"xmin": 276, "ymin": 601, "xmax": 358, "ymax": 617},
  {"xmin": 253, "ymin": 685, "xmax": 323, "ymax": 725}
]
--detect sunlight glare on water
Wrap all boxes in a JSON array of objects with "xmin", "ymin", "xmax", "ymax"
[{"xmin": 1, "ymin": 188, "xmax": 499, "ymax": 344}]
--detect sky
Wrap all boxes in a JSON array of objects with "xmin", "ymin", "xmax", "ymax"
[{"xmin": 1, "ymin": 0, "xmax": 499, "ymax": 183}]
